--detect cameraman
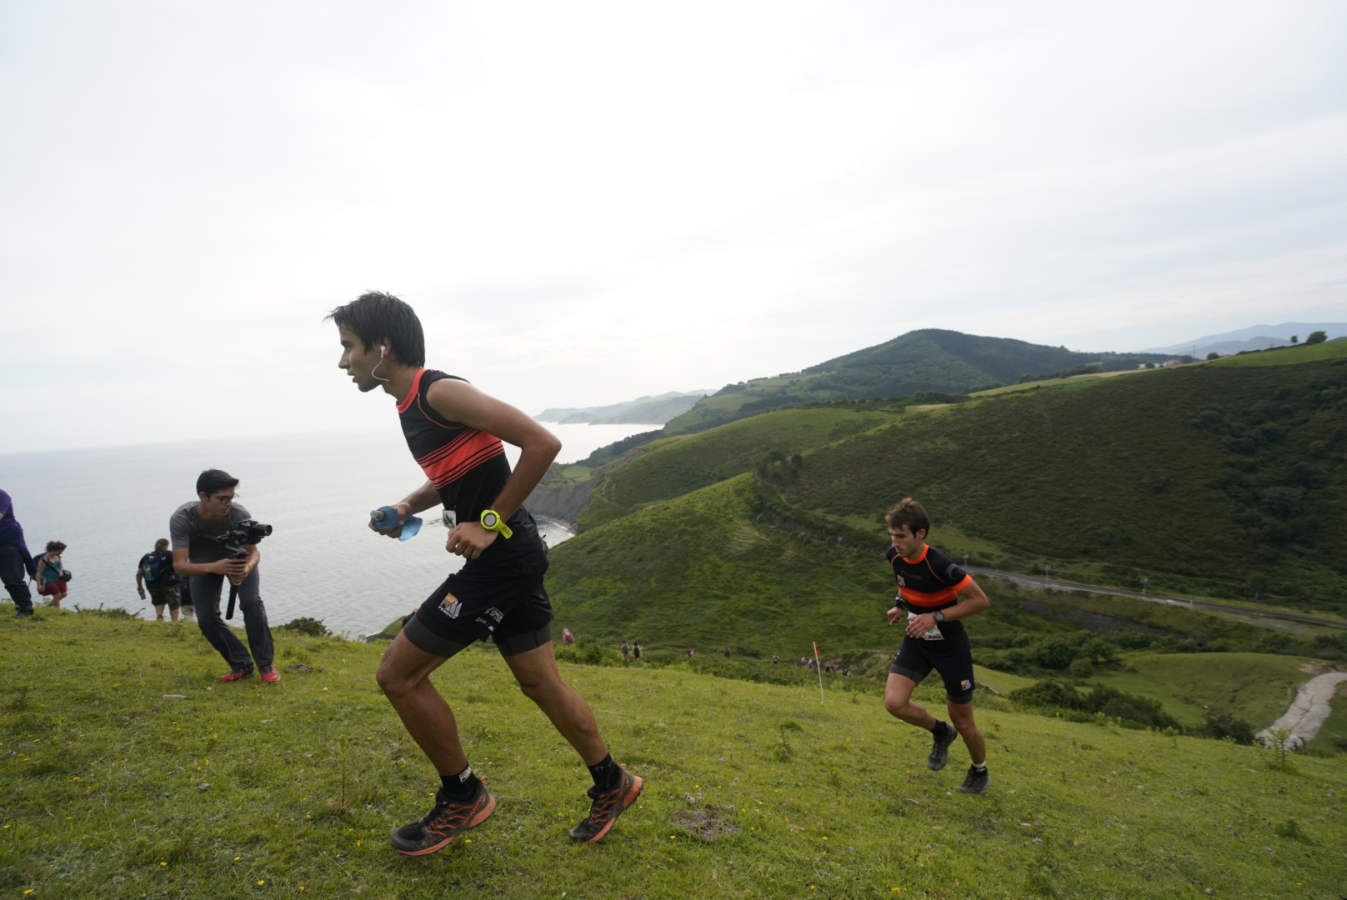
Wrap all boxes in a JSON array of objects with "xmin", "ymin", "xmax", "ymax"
[{"xmin": 170, "ymin": 469, "xmax": 279, "ymax": 683}]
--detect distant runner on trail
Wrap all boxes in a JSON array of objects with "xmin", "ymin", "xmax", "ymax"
[
  {"xmin": 328, "ymin": 291, "xmax": 642, "ymax": 856},
  {"xmin": 882, "ymin": 498, "xmax": 991, "ymax": 794}
]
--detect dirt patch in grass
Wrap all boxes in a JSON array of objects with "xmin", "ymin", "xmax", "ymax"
[{"xmin": 670, "ymin": 806, "xmax": 742, "ymax": 841}]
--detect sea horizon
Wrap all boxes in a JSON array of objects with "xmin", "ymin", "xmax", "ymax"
[{"xmin": 1, "ymin": 422, "xmax": 653, "ymax": 638}]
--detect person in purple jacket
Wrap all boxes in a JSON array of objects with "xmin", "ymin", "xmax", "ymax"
[{"xmin": 0, "ymin": 489, "xmax": 36, "ymax": 618}]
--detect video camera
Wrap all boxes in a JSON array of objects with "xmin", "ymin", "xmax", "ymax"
[
  {"xmin": 221, "ymin": 519, "xmax": 273, "ymax": 552},
  {"xmin": 222, "ymin": 519, "xmax": 272, "ymax": 619}
]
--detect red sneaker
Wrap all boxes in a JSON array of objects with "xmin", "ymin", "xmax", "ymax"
[
  {"xmin": 218, "ymin": 668, "xmax": 253, "ymax": 683},
  {"xmin": 260, "ymin": 666, "xmax": 281, "ymax": 684}
]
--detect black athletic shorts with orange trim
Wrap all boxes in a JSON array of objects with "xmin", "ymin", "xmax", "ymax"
[
  {"xmin": 889, "ymin": 625, "xmax": 976, "ymax": 704},
  {"xmin": 403, "ymin": 536, "xmax": 554, "ymax": 659}
]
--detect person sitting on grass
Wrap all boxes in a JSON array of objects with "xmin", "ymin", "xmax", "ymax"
[
  {"xmin": 882, "ymin": 498, "xmax": 991, "ymax": 795},
  {"xmin": 35, "ymin": 541, "xmax": 70, "ymax": 609}
]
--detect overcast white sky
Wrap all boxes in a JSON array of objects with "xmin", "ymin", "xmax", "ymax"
[{"xmin": 3, "ymin": 0, "xmax": 1345, "ymax": 453}]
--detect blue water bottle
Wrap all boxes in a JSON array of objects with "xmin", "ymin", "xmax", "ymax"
[{"xmin": 370, "ymin": 505, "xmax": 422, "ymax": 541}]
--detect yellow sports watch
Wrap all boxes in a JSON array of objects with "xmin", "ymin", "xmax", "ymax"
[{"xmin": 479, "ymin": 509, "xmax": 513, "ymax": 539}]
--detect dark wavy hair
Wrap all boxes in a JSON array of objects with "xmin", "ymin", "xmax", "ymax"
[
  {"xmin": 885, "ymin": 497, "xmax": 931, "ymax": 538},
  {"xmin": 326, "ymin": 291, "xmax": 426, "ymax": 367},
  {"xmin": 196, "ymin": 469, "xmax": 239, "ymax": 497}
]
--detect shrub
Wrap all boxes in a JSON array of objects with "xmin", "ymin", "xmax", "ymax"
[
  {"xmin": 1011, "ymin": 681, "xmax": 1183, "ymax": 731},
  {"xmin": 1200, "ymin": 711, "xmax": 1256, "ymax": 745},
  {"xmin": 281, "ymin": 617, "xmax": 331, "ymax": 637}
]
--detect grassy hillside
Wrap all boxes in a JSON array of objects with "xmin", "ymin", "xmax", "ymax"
[
  {"xmin": 776, "ymin": 352, "xmax": 1347, "ymax": 607},
  {"xmin": 578, "ymin": 405, "xmax": 900, "ymax": 529},
  {"xmin": 663, "ymin": 329, "xmax": 1170, "ymax": 436},
  {"xmin": 547, "ymin": 466, "xmax": 1347, "ymax": 726},
  {"xmin": 548, "ymin": 344, "xmax": 1347, "ymax": 616},
  {"xmin": 3, "ymin": 611, "xmax": 1345, "ymax": 898},
  {"xmin": 1084, "ymin": 652, "xmax": 1329, "ymax": 729}
]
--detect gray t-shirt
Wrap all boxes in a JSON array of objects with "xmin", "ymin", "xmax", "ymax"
[{"xmin": 169, "ymin": 501, "xmax": 254, "ymax": 564}]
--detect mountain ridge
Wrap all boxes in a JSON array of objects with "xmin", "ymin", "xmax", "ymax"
[
  {"xmin": 662, "ymin": 328, "xmax": 1172, "ymax": 435},
  {"xmin": 1143, "ymin": 321, "xmax": 1345, "ymax": 356},
  {"xmin": 536, "ymin": 390, "xmax": 709, "ymax": 425}
]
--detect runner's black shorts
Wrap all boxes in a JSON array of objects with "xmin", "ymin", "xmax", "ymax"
[
  {"xmin": 890, "ymin": 627, "xmax": 976, "ymax": 704},
  {"xmin": 403, "ymin": 523, "xmax": 554, "ymax": 660}
]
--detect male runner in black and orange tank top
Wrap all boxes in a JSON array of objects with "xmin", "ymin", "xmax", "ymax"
[
  {"xmin": 883, "ymin": 497, "xmax": 991, "ymax": 794},
  {"xmin": 328, "ymin": 292, "xmax": 642, "ymax": 855}
]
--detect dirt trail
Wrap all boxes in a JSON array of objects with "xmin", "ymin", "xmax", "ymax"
[{"xmin": 1256, "ymin": 672, "xmax": 1347, "ymax": 750}]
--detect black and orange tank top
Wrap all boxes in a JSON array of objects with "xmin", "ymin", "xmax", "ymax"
[{"xmin": 397, "ymin": 368, "xmax": 510, "ymax": 528}]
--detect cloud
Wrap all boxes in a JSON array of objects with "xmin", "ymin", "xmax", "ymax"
[{"xmin": 3, "ymin": 0, "xmax": 1345, "ymax": 452}]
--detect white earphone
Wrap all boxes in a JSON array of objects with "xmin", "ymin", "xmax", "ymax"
[{"xmin": 371, "ymin": 344, "xmax": 391, "ymax": 382}]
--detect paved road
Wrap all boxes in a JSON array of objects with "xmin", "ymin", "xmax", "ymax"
[
  {"xmin": 967, "ymin": 566, "xmax": 1347, "ymax": 630},
  {"xmin": 1255, "ymin": 672, "xmax": 1347, "ymax": 750}
]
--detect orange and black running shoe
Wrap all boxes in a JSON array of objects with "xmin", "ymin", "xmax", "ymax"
[
  {"xmin": 390, "ymin": 782, "xmax": 496, "ymax": 856},
  {"xmin": 568, "ymin": 769, "xmax": 643, "ymax": 844}
]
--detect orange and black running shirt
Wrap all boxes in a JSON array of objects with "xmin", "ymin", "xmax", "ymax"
[
  {"xmin": 397, "ymin": 368, "xmax": 539, "ymax": 565},
  {"xmin": 888, "ymin": 544, "xmax": 972, "ymax": 611}
]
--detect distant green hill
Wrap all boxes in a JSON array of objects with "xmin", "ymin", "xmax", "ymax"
[
  {"xmin": 528, "ymin": 328, "xmax": 1173, "ymax": 522},
  {"xmin": 537, "ymin": 390, "xmax": 708, "ymax": 425},
  {"xmin": 546, "ymin": 341, "xmax": 1347, "ymax": 657},
  {"xmin": 662, "ymin": 328, "xmax": 1170, "ymax": 435}
]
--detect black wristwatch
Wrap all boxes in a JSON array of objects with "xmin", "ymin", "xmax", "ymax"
[{"xmin": 933, "ymin": 610, "xmax": 947, "ymax": 624}]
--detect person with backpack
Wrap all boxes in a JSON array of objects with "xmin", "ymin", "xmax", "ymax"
[{"xmin": 137, "ymin": 538, "xmax": 182, "ymax": 621}]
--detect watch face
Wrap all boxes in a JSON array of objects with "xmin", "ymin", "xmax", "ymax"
[{"xmin": 483, "ymin": 512, "xmax": 498, "ymax": 528}]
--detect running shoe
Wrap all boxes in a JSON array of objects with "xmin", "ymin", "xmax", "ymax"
[
  {"xmin": 568, "ymin": 769, "xmax": 643, "ymax": 844},
  {"xmin": 259, "ymin": 666, "xmax": 281, "ymax": 684},
  {"xmin": 218, "ymin": 668, "xmax": 253, "ymax": 683},
  {"xmin": 957, "ymin": 765, "xmax": 990, "ymax": 795},
  {"xmin": 390, "ymin": 782, "xmax": 496, "ymax": 856},
  {"xmin": 927, "ymin": 722, "xmax": 956, "ymax": 771}
]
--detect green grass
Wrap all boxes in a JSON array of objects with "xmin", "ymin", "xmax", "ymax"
[
  {"xmin": 545, "ymin": 343, "xmax": 1347, "ymax": 632},
  {"xmin": 1312, "ymin": 679, "xmax": 1347, "ymax": 753},
  {"xmin": 1085, "ymin": 653, "xmax": 1327, "ymax": 731},
  {"xmin": 1209, "ymin": 340, "xmax": 1347, "ymax": 367},
  {"xmin": 572, "ymin": 405, "xmax": 896, "ymax": 529},
  {"xmin": 774, "ymin": 355, "xmax": 1347, "ymax": 608},
  {"xmin": 4, "ymin": 610, "xmax": 1346, "ymax": 898}
]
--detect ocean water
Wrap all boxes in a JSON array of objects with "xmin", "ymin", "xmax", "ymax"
[{"xmin": 1, "ymin": 422, "xmax": 652, "ymax": 637}]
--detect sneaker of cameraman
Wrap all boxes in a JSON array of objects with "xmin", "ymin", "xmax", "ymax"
[{"xmin": 170, "ymin": 469, "xmax": 279, "ymax": 683}]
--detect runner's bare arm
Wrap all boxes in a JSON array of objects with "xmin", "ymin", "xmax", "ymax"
[
  {"xmin": 396, "ymin": 480, "xmax": 441, "ymax": 515},
  {"xmin": 904, "ymin": 580, "xmax": 990, "ymax": 637},
  {"xmin": 943, "ymin": 579, "xmax": 990, "ymax": 621},
  {"xmin": 424, "ymin": 377, "xmax": 561, "ymax": 520}
]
